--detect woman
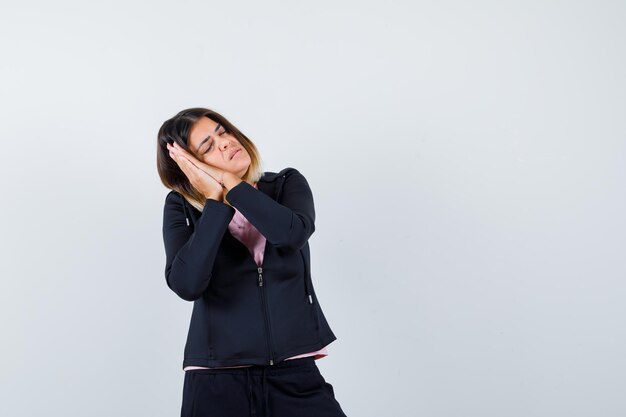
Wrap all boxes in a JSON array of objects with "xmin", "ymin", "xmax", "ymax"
[{"xmin": 156, "ymin": 107, "xmax": 348, "ymax": 417}]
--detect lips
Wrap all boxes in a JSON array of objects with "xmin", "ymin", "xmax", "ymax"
[{"xmin": 229, "ymin": 148, "xmax": 241, "ymax": 160}]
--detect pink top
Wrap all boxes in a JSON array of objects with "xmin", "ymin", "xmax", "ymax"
[{"xmin": 183, "ymin": 182, "xmax": 328, "ymax": 371}]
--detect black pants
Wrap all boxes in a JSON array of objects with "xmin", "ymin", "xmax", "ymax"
[{"xmin": 181, "ymin": 356, "xmax": 347, "ymax": 417}]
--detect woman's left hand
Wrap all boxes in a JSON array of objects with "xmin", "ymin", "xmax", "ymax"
[{"xmin": 168, "ymin": 142, "xmax": 226, "ymax": 187}]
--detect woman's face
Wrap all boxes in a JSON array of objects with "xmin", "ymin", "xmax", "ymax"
[{"xmin": 187, "ymin": 116, "xmax": 251, "ymax": 178}]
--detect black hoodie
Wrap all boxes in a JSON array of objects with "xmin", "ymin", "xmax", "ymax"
[{"xmin": 162, "ymin": 167, "xmax": 337, "ymax": 369}]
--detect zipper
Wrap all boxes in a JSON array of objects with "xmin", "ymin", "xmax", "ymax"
[
  {"xmin": 256, "ymin": 172, "xmax": 287, "ymax": 366},
  {"xmin": 257, "ymin": 266, "xmax": 275, "ymax": 365},
  {"xmin": 235, "ymin": 172, "xmax": 291, "ymax": 366}
]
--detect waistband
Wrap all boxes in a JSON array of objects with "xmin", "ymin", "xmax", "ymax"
[
  {"xmin": 186, "ymin": 356, "xmax": 316, "ymax": 377},
  {"xmin": 190, "ymin": 357, "xmax": 317, "ymax": 417}
]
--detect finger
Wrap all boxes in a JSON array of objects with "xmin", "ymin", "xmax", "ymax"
[
  {"xmin": 178, "ymin": 152, "xmax": 203, "ymax": 172},
  {"xmin": 174, "ymin": 153, "xmax": 213, "ymax": 184},
  {"xmin": 181, "ymin": 155, "xmax": 223, "ymax": 186},
  {"xmin": 167, "ymin": 143, "xmax": 178, "ymax": 159},
  {"xmin": 178, "ymin": 153, "xmax": 218, "ymax": 182},
  {"xmin": 173, "ymin": 142, "xmax": 199, "ymax": 163},
  {"xmin": 170, "ymin": 149, "xmax": 197, "ymax": 180},
  {"xmin": 168, "ymin": 144, "xmax": 192, "ymax": 169},
  {"xmin": 195, "ymin": 160, "xmax": 222, "ymax": 181},
  {"xmin": 170, "ymin": 142, "xmax": 221, "ymax": 181},
  {"xmin": 174, "ymin": 154, "xmax": 193, "ymax": 179},
  {"xmin": 169, "ymin": 145, "xmax": 222, "ymax": 187},
  {"xmin": 168, "ymin": 142, "xmax": 186, "ymax": 157}
]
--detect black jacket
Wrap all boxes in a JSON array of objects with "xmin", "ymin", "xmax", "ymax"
[{"xmin": 162, "ymin": 167, "xmax": 337, "ymax": 369}]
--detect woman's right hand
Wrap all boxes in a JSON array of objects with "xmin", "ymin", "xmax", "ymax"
[{"xmin": 167, "ymin": 142, "xmax": 223, "ymax": 200}]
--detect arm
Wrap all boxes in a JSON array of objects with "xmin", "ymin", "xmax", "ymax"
[
  {"xmin": 162, "ymin": 191, "xmax": 235, "ymax": 301},
  {"xmin": 224, "ymin": 168, "xmax": 316, "ymax": 250}
]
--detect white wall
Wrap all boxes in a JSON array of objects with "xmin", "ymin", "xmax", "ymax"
[{"xmin": 0, "ymin": 1, "xmax": 624, "ymax": 416}]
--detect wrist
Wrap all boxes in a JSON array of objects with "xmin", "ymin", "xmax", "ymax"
[
  {"xmin": 205, "ymin": 193, "xmax": 223, "ymax": 201},
  {"xmin": 222, "ymin": 171, "xmax": 243, "ymax": 191}
]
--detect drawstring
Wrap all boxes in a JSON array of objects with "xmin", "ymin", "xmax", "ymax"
[
  {"xmin": 245, "ymin": 366, "xmax": 271, "ymax": 417},
  {"xmin": 246, "ymin": 368, "xmax": 255, "ymax": 416},
  {"xmin": 275, "ymin": 174, "xmax": 286, "ymax": 202},
  {"xmin": 181, "ymin": 197, "xmax": 190, "ymax": 226}
]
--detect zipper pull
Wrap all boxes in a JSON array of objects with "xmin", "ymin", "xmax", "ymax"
[
  {"xmin": 258, "ymin": 266, "xmax": 263, "ymax": 287},
  {"xmin": 269, "ymin": 359, "xmax": 274, "ymax": 365},
  {"xmin": 308, "ymin": 271, "xmax": 313, "ymax": 303}
]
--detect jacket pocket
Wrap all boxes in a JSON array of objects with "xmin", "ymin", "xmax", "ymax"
[
  {"xmin": 268, "ymin": 277, "xmax": 319, "ymax": 350},
  {"xmin": 205, "ymin": 298, "xmax": 214, "ymax": 359},
  {"xmin": 184, "ymin": 299, "xmax": 213, "ymax": 359},
  {"xmin": 266, "ymin": 251, "xmax": 319, "ymax": 351},
  {"xmin": 208, "ymin": 284, "xmax": 268, "ymax": 360},
  {"xmin": 299, "ymin": 250, "xmax": 319, "ymax": 331},
  {"xmin": 308, "ymin": 273, "xmax": 320, "ymax": 332}
]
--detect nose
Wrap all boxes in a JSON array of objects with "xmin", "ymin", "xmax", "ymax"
[{"xmin": 219, "ymin": 139, "xmax": 231, "ymax": 150}]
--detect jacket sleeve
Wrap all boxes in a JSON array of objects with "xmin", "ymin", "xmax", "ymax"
[
  {"xmin": 224, "ymin": 168, "xmax": 316, "ymax": 250},
  {"xmin": 162, "ymin": 191, "xmax": 235, "ymax": 301}
]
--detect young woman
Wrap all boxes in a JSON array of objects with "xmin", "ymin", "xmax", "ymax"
[{"xmin": 156, "ymin": 108, "xmax": 348, "ymax": 417}]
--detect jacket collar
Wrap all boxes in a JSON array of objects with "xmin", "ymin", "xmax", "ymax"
[
  {"xmin": 256, "ymin": 166, "xmax": 294, "ymax": 200},
  {"xmin": 258, "ymin": 166, "xmax": 295, "ymax": 183}
]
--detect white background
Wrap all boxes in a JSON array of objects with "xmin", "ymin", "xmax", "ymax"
[{"xmin": 1, "ymin": 1, "xmax": 625, "ymax": 416}]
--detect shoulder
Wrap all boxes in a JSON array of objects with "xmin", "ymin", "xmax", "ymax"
[
  {"xmin": 260, "ymin": 167, "xmax": 306, "ymax": 183},
  {"xmin": 164, "ymin": 190, "xmax": 184, "ymax": 207},
  {"xmin": 165, "ymin": 189, "xmax": 181, "ymax": 201}
]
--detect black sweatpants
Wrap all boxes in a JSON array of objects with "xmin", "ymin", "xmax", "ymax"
[{"xmin": 180, "ymin": 356, "xmax": 347, "ymax": 417}]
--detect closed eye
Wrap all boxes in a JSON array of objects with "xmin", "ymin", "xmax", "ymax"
[{"xmin": 204, "ymin": 130, "xmax": 227, "ymax": 154}]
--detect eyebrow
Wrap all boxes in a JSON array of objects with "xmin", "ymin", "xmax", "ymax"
[{"xmin": 195, "ymin": 123, "xmax": 222, "ymax": 153}]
